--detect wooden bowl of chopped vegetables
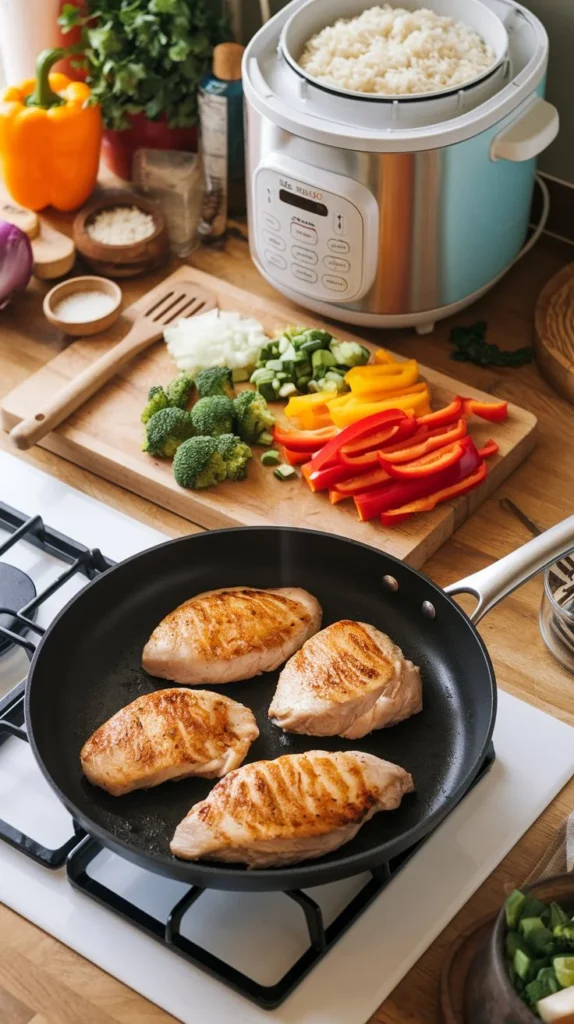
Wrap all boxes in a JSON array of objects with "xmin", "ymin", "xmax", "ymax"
[
  {"xmin": 73, "ymin": 189, "xmax": 169, "ymax": 278},
  {"xmin": 465, "ymin": 876, "xmax": 574, "ymax": 1023}
]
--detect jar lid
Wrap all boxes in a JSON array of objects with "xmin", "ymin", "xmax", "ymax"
[{"xmin": 213, "ymin": 42, "xmax": 244, "ymax": 82}]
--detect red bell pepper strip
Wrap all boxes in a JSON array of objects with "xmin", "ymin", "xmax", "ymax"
[
  {"xmin": 417, "ymin": 397, "xmax": 463, "ymax": 429},
  {"xmin": 307, "ymin": 409, "xmax": 407, "ymax": 474},
  {"xmin": 283, "ymin": 447, "xmax": 311, "ymax": 466},
  {"xmin": 380, "ymin": 460, "xmax": 488, "ymax": 526},
  {"xmin": 337, "ymin": 416, "xmax": 417, "ymax": 466},
  {"xmin": 273, "ymin": 424, "xmax": 339, "ymax": 453},
  {"xmin": 302, "ymin": 461, "xmax": 353, "ymax": 493},
  {"xmin": 354, "ymin": 440, "xmax": 481, "ymax": 521},
  {"xmin": 477, "ymin": 438, "xmax": 499, "ymax": 459},
  {"xmin": 378, "ymin": 418, "xmax": 467, "ymax": 466},
  {"xmin": 459, "ymin": 396, "xmax": 509, "ymax": 422},
  {"xmin": 333, "ymin": 465, "xmax": 391, "ymax": 497},
  {"xmin": 382, "ymin": 438, "xmax": 468, "ymax": 480}
]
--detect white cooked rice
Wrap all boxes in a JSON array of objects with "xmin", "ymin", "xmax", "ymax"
[{"xmin": 298, "ymin": 5, "xmax": 495, "ymax": 96}]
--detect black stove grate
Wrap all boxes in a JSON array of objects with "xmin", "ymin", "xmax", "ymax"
[
  {"xmin": 0, "ymin": 501, "xmax": 496, "ymax": 1010},
  {"xmin": 0, "ymin": 501, "xmax": 113, "ymax": 865}
]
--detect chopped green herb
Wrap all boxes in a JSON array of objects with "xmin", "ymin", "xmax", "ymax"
[{"xmin": 449, "ymin": 321, "xmax": 533, "ymax": 368}]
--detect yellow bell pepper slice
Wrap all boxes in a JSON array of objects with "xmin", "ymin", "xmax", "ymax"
[
  {"xmin": 284, "ymin": 391, "xmax": 339, "ymax": 418},
  {"xmin": 329, "ymin": 389, "xmax": 431, "ymax": 427},
  {"xmin": 346, "ymin": 360, "xmax": 419, "ymax": 395},
  {"xmin": 374, "ymin": 348, "xmax": 398, "ymax": 364},
  {"xmin": 352, "ymin": 380, "xmax": 429, "ymax": 402}
]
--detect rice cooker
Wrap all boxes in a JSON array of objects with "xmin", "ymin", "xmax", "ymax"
[{"xmin": 242, "ymin": 0, "xmax": 559, "ymax": 332}]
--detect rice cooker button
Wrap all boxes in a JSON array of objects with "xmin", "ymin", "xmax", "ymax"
[
  {"xmin": 291, "ymin": 245, "xmax": 318, "ymax": 265},
  {"xmin": 322, "ymin": 274, "xmax": 347, "ymax": 292},
  {"xmin": 327, "ymin": 238, "xmax": 350, "ymax": 255},
  {"xmin": 265, "ymin": 250, "xmax": 287, "ymax": 270},
  {"xmin": 263, "ymin": 213, "xmax": 280, "ymax": 231},
  {"xmin": 263, "ymin": 230, "xmax": 285, "ymax": 251},
  {"xmin": 333, "ymin": 213, "xmax": 345, "ymax": 235},
  {"xmin": 323, "ymin": 255, "xmax": 350, "ymax": 273},
  {"xmin": 290, "ymin": 223, "xmax": 317, "ymax": 246},
  {"xmin": 292, "ymin": 263, "xmax": 318, "ymax": 284}
]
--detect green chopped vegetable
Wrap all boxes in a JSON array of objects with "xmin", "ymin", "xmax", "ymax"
[
  {"xmin": 190, "ymin": 395, "xmax": 235, "ymax": 437},
  {"xmin": 519, "ymin": 919, "xmax": 555, "ymax": 956},
  {"xmin": 329, "ymin": 339, "xmax": 370, "ymax": 366},
  {"xmin": 449, "ymin": 321, "xmax": 533, "ymax": 368},
  {"xmin": 311, "ymin": 348, "xmax": 337, "ymax": 374},
  {"xmin": 261, "ymin": 449, "xmax": 280, "ymax": 466},
  {"xmin": 258, "ymin": 431, "xmax": 274, "ymax": 446},
  {"xmin": 165, "ymin": 372, "xmax": 194, "ymax": 409},
  {"xmin": 274, "ymin": 464, "xmax": 297, "ymax": 481},
  {"xmin": 233, "ymin": 390, "xmax": 275, "ymax": 444},
  {"xmin": 553, "ymin": 956, "xmax": 574, "ymax": 988},
  {"xmin": 173, "ymin": 436, "xmax": 227, "ymax": 490},
  {"xmin": 524, "ymin": 969, "xmax": 560, "ymax": 1006},
  {"xmin": 514, "ymin": 948, "xmax": 535, "ymax": 982},
  {"xmin": 553, "ymin": 923, "xmax": 574, "ymax": 946},
  {"xmin": 142, "ymin": 407, "xmax": 194, "ymax": 458},
  {"xmin": 194, "ymin": 366, "xmax": 234, "ymax": 400},
  {"xmin": 506, "ymin": 931, "xmax": 529, "ymax": 959},
  {"xmin": 550, "ymin": 903, "xmax": 571, "ymax": 931},
  {"xmin": 141, "ymin": 385, "xmax": 169, "ymax": 424},
  {"xmin": 214, "ymin": 434, "xmax": 252, "ymax": 480}
]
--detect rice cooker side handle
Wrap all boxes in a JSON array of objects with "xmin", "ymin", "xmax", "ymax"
[{"xmin": 490, "ymin": 98, "xmax": 559, "ymax": 162}]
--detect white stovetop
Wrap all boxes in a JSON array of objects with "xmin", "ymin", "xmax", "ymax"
[{"xmin": 0, "ymin": 450, "xmax": 573, "ymax": 1024}]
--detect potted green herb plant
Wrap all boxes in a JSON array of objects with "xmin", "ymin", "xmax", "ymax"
[{"xmin": 59, "ymin": 0, "xmax": 232, "ymax": 181}]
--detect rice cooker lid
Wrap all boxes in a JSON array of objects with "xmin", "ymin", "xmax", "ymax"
[{"xmin": 242, "ymin": 0, "xmax": 549, "ymax": 151}]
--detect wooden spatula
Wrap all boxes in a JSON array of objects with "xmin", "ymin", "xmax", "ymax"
[{"xmin": 10, "ymin": 281, "xmax": 215, "ymax": 451}]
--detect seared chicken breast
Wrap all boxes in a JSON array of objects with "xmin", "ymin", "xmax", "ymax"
[
  {"xmin": 170, "ymin": 750, "xmax": 414, "ymax": 867},
  {"xmin": 80, "ymin": 688, "xmax": 259, "ymax": 796},
  {"xmin": 268, "ymin": 620, "xmax": 422, "ymax": 739},
  {"xmin": 142, "ymin": 586, "xmax": 322, "ymax": 685}
]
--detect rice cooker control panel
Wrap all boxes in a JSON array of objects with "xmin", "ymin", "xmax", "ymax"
[{"xmin": 254, "ymin": 156, "xmax": 379, "ymax": 304}]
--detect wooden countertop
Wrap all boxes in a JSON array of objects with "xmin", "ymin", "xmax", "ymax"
[{"xmin": 0, "ymin": 207, "xmax": 573, "ymax": 1024}]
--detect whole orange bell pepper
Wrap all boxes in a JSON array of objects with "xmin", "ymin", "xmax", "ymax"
[{"xmin": 0, "ymin": 48, "xmax": 101, "ymax": 212}]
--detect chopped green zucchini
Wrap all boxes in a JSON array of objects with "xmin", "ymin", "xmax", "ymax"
[
  {"xmin": 311, "ymin": 349, "xmax": 337, "ymax": 374},
  {"xmin": 265, "ymin": 359, "xmax": 284, "ymax": 372},
  {"xmin": 514, "ymin": 948, "xmax": 535, "ymax": 981},
  {"xmin": 257, "ymin": 381, "xmax": 279, "ymax": 402},
  {"xmin": 258, "ymin": 431, "xmax": 274, "ymax": 446},
  {"xmin": 261, "ymin": 450, "xmax": 280, "ymax": 466},
  {"xmin": 274, "ymin": 464, "xmax": 297, "ymax": 481},
  {"xmin": 278, "ymin": 382, "xmax": 299, "ymax": 399},
  {"xmin": 505, "ymin": 890, "xmax": 528, "ymax": 929}
]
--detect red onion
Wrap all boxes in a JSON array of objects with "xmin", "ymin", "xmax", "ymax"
[{"xmin": 0, "ymin": 219, "xmax": 33, "ymax": 310}]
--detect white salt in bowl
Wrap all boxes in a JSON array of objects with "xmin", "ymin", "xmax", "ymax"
[{"xmin": 43, "ymin": 275, "xmax": 122, "ymax": 337}]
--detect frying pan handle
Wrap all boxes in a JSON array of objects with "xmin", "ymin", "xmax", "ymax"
[{"xmin": 444, "ymin": 516, "xmax": 574, "ymax": 623}]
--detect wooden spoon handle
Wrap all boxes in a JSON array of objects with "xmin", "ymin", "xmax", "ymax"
[{"xmin": 10, "ymin": 322, "xmax": 162, "ymax": 451}]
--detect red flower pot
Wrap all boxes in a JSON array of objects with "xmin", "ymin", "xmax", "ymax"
[
  {"xmin": 102, "ymin": 114, "xmax": 199, "ymax": 182},
  {"xmin": 57, "ymin": 0, "xmax": 89, "ymax": 81}
]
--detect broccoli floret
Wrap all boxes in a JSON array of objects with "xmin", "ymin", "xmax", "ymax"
[
  {"xmin": 141, "ymin": 385, "xmax": 170, "ymax": 424},
  {"xmin": 165, "ymin": 372, "xmax": 194, "ymax": 408},
  {"xmin": 215, "ymin": 434, "xmax": 253, "ymax": 480},
  {"xmin": 329, "ymin": 340, "xmax": 370, "ymax": 367},
  {"xmin": 142, "ymin": 407, "xmax": 194, "ymax": 458},
  {"xmin": 173, "ymin": 436, "xmax": 228, "ymax": 489},
  {"xmin": 195, "ymin": 366, "xmax": 235, "ymax": 400},
  {"xmin": 190, "ymin": 395, "xmax": 235, "ymax": 437},
  {"xmin": 233, "ymin": 389, "xmax": 275, "ymax": 443}
]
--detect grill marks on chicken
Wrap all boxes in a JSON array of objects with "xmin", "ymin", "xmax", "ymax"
[
  {"xmin": 170, "ymin": 750, "xmax": 414, "ymax": 867},
  {"xmin": 142, "ymin": 586, "xmax": 322, "ymax": 685},
  {"xmin": 268, "ymin": 620, "xmax": 422, "ymax": 738},
  {"xmin": 80, "ymin": 688, "xmax": 259, "ymax": 796}
]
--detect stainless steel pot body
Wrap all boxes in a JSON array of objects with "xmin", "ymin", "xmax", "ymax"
[{"xmin": 245, "ymin": 99, "xmax": 539, "ymax": 320}]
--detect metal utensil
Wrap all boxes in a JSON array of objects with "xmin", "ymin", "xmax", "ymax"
[{"xmin": 9, "ymin": 282, "xmax": 215, "ymax": 451}]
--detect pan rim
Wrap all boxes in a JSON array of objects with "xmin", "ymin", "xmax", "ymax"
[{"xmin": 24, "ymin": 525, "xmax": 497, "ymax": 891}]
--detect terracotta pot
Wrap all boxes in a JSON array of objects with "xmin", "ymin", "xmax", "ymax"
[
  {"xmin": 102, "ymin": 114, "xmax": 199, "ymax": 182},
  {"xmin": 465, "ymin": 875, "xmax": 574, "ymax": 1024},
  {"xmin": 57, "ymin": 0, "xmax": 89, "ymax": 81}
]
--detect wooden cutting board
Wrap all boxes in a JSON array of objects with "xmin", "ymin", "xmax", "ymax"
[{"xmin": 1, "ymin": 266, "xmax": 537, "ymax": 567}]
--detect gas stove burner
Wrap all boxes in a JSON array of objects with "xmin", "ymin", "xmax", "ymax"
[{"xmin": 0, "ymin": 563, "xmax": 37, "ymax": 655}]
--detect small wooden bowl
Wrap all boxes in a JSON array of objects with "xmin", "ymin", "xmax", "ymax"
[
  {"xmin": 43, "ymin": 276, "xmax": 122, "ymax": 337},
  {"xmin": 464, "ymin": 875, "xmax": 574, "ymax": 1024},
  {"xmin": 73, "ymin": 189, "xmax": 169, "ymax": 278}
]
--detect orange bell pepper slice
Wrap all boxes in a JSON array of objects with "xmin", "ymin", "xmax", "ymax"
[{"xmin": 374, "ymin": 348, "xmax": 398, "ymax": 364}]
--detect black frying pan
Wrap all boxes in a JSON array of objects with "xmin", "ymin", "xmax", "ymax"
[{"xmin": 25, "ymin": 521, "xmax": 574, "ymax": 892}]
